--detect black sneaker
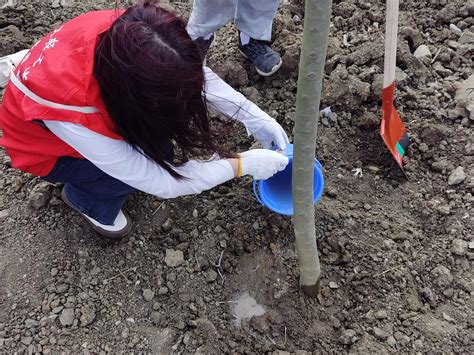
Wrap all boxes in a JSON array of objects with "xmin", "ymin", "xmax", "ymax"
[
  {"xmin": 193, "ymin": 34, "xmax": 215, "ymax": 63},
  {"xmin": 238, "ymin": 35, "xmax": 282, "ymax": 76}
]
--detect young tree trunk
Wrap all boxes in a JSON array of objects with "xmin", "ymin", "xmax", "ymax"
[{"xmin": 292, "ymin": 0, "xmax": 332, "ymax": 297}]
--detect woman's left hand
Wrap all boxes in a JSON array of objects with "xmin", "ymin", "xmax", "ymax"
[{"xmin": 251, "ymin": 118, "xmax": 289, "ymax": 150}]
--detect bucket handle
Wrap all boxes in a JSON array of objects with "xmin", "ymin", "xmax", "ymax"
[{"xmin": 252, "ymin": 180, "xmax": 264, "ymax": 206}]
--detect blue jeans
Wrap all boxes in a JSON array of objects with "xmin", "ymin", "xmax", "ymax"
[
  {"xmin": 44, "ymin": 157, "xmax": 136, "ymax": 225},
  {"xmin": 186, "ymin": 0, "xmax": 280, "ymax": 41}
]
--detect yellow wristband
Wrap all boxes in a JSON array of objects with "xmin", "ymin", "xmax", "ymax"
[{"xmin": 237, "ymin": 156, "xmax": 243, "ymax": 177}]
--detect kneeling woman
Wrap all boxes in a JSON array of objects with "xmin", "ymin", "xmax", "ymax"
[{"xmin": 0, "ymin": 2, "xmax": 289, "ymax": 238}]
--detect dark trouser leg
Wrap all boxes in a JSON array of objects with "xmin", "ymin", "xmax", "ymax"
[{"xmin": 44, "ymin": 157, "xmax": 136, "ymax": 225}]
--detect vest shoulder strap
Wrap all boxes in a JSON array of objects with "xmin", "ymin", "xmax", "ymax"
[{"xmin": 10, "ymin": 71, "xmax": 99, "ymax": 114}]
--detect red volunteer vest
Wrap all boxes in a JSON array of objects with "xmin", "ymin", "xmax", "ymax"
[{"xmin": 0, "ymin": 10, "xmax": 123, "ymax": 176}]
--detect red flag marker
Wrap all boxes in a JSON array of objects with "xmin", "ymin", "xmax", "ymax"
[{"xmin": 381, "ymin": 0, "xmax": 409, "ymax": 169}]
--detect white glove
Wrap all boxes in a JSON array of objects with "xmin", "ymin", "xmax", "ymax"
[
  {"xmin": 240, "ymin": 149, "xmax": 289, "ymax": 180},
  {"xmin": 250, "ymin": 119, "xmax": 290, "ymax": 150}
]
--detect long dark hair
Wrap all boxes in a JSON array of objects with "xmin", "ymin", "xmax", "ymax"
[{"xmin": 94, "ymin": 1, "xmax": 228, "ymax": 178}]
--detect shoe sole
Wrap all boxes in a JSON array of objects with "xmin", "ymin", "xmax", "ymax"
[
  {"xmin": 238, "ymin": 48, "xmax": 283, "ymax": 77},
  {"xmin": 61, "ymin": 187, "xmax": 133, "ymax": 239}
]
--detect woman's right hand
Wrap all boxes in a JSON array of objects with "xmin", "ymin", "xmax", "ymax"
[{"xmin": 239, "ymin": 149, "xmax": 289, "ymax": 180}]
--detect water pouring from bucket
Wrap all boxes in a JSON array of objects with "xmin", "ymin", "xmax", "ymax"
[{"xmin": 253, "ymin": 144, "xmax": 324, "ymax": 216}]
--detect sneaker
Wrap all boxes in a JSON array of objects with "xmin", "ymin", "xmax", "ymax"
[
  {"xmin": 0, "ymin": 56, "xmax": 14, "ymax": 89},
  {"xmin": 238, "ymin": 35, "xmax": 282, "ymax": 76},
  {"xmin": 61, "ymin": 187, "xmax": 133, "ymax": 239},
  {"xmin": 193, "ymin": 34, "xmax": 215, "ymax": 63}
]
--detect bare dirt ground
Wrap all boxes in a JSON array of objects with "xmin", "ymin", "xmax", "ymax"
[{"xmin": 0, "ymin": 0, "xmax": 473, "ymax": 354}]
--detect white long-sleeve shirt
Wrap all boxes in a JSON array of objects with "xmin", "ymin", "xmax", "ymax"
[{"xmin": 44, "ymin": 67, "xmax": 267, "ymax": 198}]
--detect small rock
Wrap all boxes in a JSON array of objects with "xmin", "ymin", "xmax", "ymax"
[
  {"xmin": 60, "ymin": 0, "xmax": 74, "ymax": 7},
  {"xmin": 39, "ymin": 315, "xmax": 58, "ymax": 327},
  {"xmin": 59, "ymin": 308, "xmax": 75, "ymax": 326},
  {"xmin": 448, "ymin": 167, "xmax": 466, "ymax": 185},
  {"xmin": 214, "ymin": 61, "xmax": 249, "ymax": 87},
  {"xmin": 326, "ymin": 187, "xmax": 338, "ymax": 198},
  {"xmin": 372, "ymin": 327, "xmax": 389, "ymax": 341},
  {"xmin": 413, "ymin": 45, "xmax": 431, "ymax": 58},
  {"xmin": 206, "ymin": 208, "xmax": 218, "ymax": 221},
  {"xmin": 24, "ymin": 319, "xmax": 39, "ymax": 328},
  {"xmin": 241, "ymin": 87, "xmax": 261, "ymax": 102},
  {"xmin": 0, "ymin": 25, "xmax": 25, "ymax": 42},
  {"xmin": 165, "ymin": 249, "xmax": 184, "ymax": 267},
  {"xmin": 150, "ymin": 311, "xmax": 161, "ymax": 325},
  {"xmin": 368, "ymin": 165, "xmax": 380, "ymax": 173},
  {"xmin": 339, "ymin": 329, "xmax": 357, "ymax": 345},
  {"xmin": 189, "ymin": 317, "xmax": 218, "ymax": 338},
  {"xmin": 121, "ymin": 328, "xmax": 130, "ymax": 339},
  {"xmin": 158, "ymin": 286, "xmax": 169, "ymax": 295},
  {"xmin": 432, "ymin": 265, "xmax": 453, "ymax": 286},
  {"xmin": 79, "ymin": 304, "xmax": 96, "ymax": 327},
  {"xmin": 161, "ymin": 218, "xmax": 173, "ymax": 232},
  {"xmin": 250, "ymin": 314, "xmax": 269, "ymax": 333},
  {"xmin": 395, "ymin": 67, "xmax": 409, "ymax": 83},
  {"xmin": 459, "ymin": 30, "xmax": 474, "ymax": 44},
  {"xmin": 449, "ymin": 23, "xmax": 463, "ymax": 36},
  {"xmin": 143, "ymin": 289, "xmax": 155, "ymax": 302},
  {"xmin": 437, "ymin": 5, "xmax": 456, "ymax": 24},
  {"xmin": 146, "ymin": 327, "xmax": 176, "ymax": 353},
  {"xmin": 281, "ymin": 46, "xmax": 300, "ymax": 74},
  {"xmin": 28, "ymin": 182, "xmax": 51, "ymax": 210},
  {"xmin": 354, "ymin": 111, "xmax": 379, "ymax": 129},
  {"xmin": 51, "ymin": 0, "xmax": 60, "ymax": 8},
  {"xmin": 431, "ymin": 159, "xmax": 449, "ymax": 172},
  {"xmin": 205, "ymin": 269, "xmax": 218, "ymax": 283},
  {"xmin": 442, "ymin": 312, "xmax": 455, "ymax": 323},
  {"xmin": 0, "ymin": 210, "xmax": 9, "ymax": 220},
  {"xmin": 420, "ymin": 287, "xmax": 438, "ymax": 307},
  {"xmin": 419, "ymin": 143, "xmax": 429, "ymax": 152},
  {"xmin": 52, "ymin": 306, "xmax": 64, "ymax": 314},
  {"xmin": 90, "ymin": 266, "xmax": 101, "ymax": 276},
  {"xmin": 21, "ymin": 337, "xmax": 32, "ymax": 345},
  {"xmin": 391, "ymin": 232, "xmax": 409, "ymax": 242},
  {"xmin": 329, "ymin": 281, "xmax": 339, "ymax": 289},
  {"xmin": 451, "ymin": 239, "xmax": 468, "ymax": 256},
  {"xmin": 375, "ymin": 310, "xmax": 388, "ymax": 320},
  {"xmin": 443, "ymin": 288, "xmax": 455, "ymax": 298},
  {"xmin": 387, "ymin": 336, "xmax": 397, "ymax": 346}
]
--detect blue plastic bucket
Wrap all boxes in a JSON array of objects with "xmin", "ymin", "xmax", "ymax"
[{"xmin": 253, "ymin": 144, "xmax": 324, "ymax": 216}]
